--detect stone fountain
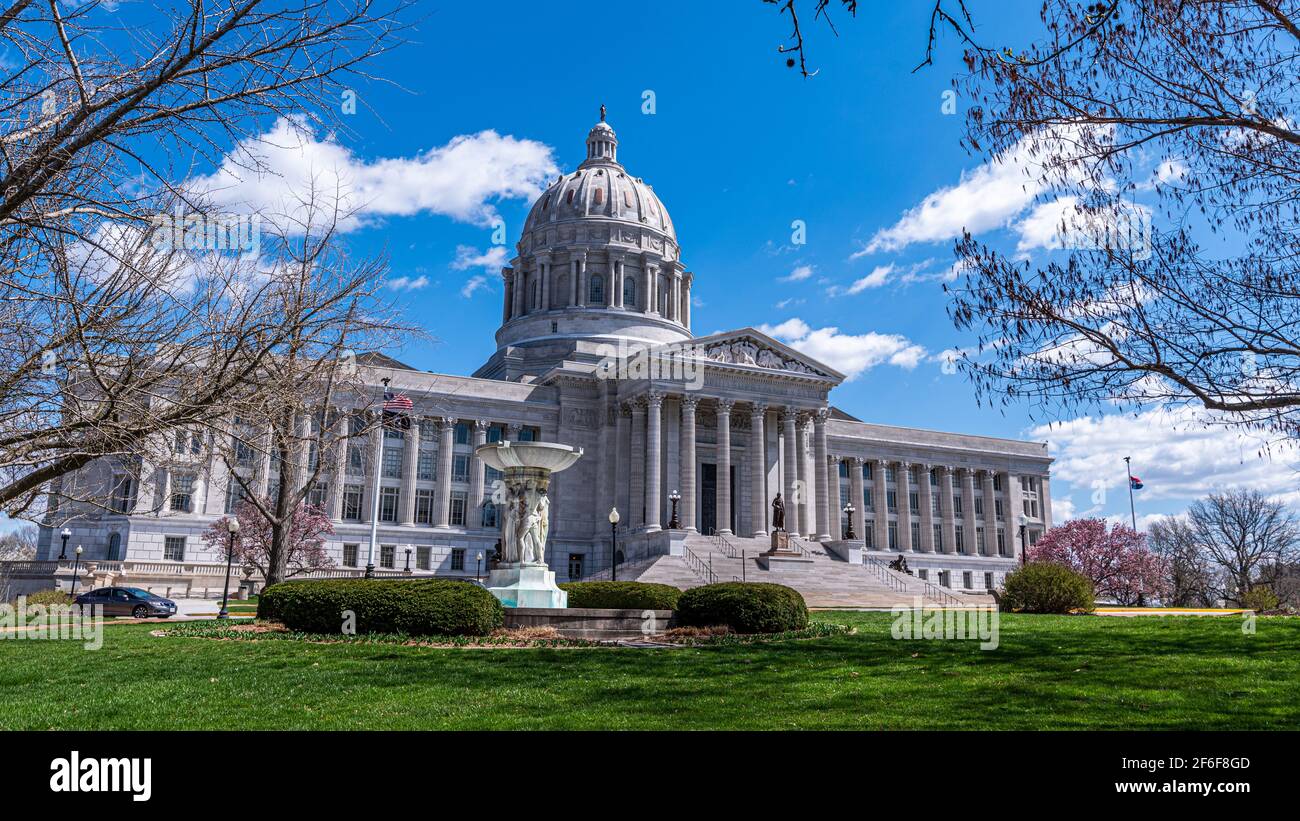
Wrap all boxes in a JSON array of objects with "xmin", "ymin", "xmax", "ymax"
[{"xmin": 474, "ymin": 440, "xmax": 583, "ymax": 609}]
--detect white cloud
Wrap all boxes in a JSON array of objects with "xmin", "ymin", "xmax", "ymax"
[
  {"xmin": 780, "ymin": 264, "xmax": 814, "ymax": 283},
  {"xmin": 190, "ymin": 117, "xmax": 558, "ymax": 232},
  {"xmin": 757, "ymin": 318, "xmax": 928, "ymax": 380},
  {"xmin": 829, "ymin": 264, "xmax": 894, "ymax": 295},
  {"xmin": 387, "ymin": 275, "xmax": 429, "ymax": 292},
  {"xmin": 1015, "ymin": 196, "xmax": 1152, "ymax": 255},
  {"xmin": 1031, "ymin": 406, "xmax": 1300, "ymax": 510},
  {"xmin": 460, "ymin": 276, "xmax": 489, "ymax": 298},
  {"xmin": 452, "ymin": 244, "xmax": 509, "ymax": 272}
]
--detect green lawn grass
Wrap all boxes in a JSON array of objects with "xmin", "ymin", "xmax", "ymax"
[{"xmin": 0, "ymin": 611, "xmax": 1296, "ymax": 730}]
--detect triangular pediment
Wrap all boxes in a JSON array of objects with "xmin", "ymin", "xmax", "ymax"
[{"xmin": 688, "ymin": 328, "xmax": 845, "ymax": 383}]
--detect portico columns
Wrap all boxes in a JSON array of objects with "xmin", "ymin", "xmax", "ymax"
[
  {"xmin": 513, "ymin": 268, "xmax": 526, "ymax": 317},
  {"xmin": 398, "ymin": 415, "xmax": 420, "ymax": 525},
  {"xmin": 749, "ymin": 404, "xmax": 767, "ymax": 537},
  {"xmin": 539, "ymin": 258, "xmax": 551, "ymax": 310},
  {"xmin": 629, "ymin": 400, "xmax": 646, "ymax": 528},
  {"xmin": 813, "ymin": 409, "xmax": 831, "ymax": 540},
  {"xmin": 961, "ymin": 468, "xmax": 979, "ymax": 555},
  {"xmin": 683, "ymin": 272, "xmax": 693, "ymax": 329},
  {"xmin": 502, "ymin": 268, "xmax": 514, "ymax": 322},
  {"xmin": 643, "ymin": 259, "xmax": 654, "ymax": 316},
  {"xmin": 829, "ymin": 457, "xmax": 843, "ymax": 540},
  {"xmin": 918, "ymin": 464, "xmax": 935, "ymax": 552},
  {"xmin": 644, "ymin": 392, "xmax": 663, "ymax": 532},
  {"xmin": 715, "ymin": 399, "xmax": 734, "ymax": 535},
  {"xmin": 940, "ymin": 466, "xmax": 957, "ymax": 554},
  {"xmin": 680, "ymin": 396, "xmax": 698, "ymax": 532},
  {"xmin": 469, "ymin": 420, "xmax": 489, "ymax": 528},
  {"xmin": 897, "ymin": 462, "xmax": 913, "ymax": 551},
  {"xmin": 781, "ymin": 409, "xmax": 800, "ymax": 537},
  {"xmin": 434, "ymin": 417, "xmax": 455, "ymax": 528},
  {"xmin": 796, "ymin": 415, "xmax": 812, "ymax": 538},
  {"xmin": 981, "ymin": 469, "xmax": 998, "ymax": 556},
  {"xmin": 873, "ymin": 459, "xmax": 889, "ymax": 550},
  {"xmin": 849, "ymin": 457, "xmax": 866, "ymax": 542}
]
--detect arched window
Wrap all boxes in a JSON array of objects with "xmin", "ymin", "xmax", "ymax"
[
  {"xmin": 623, "ymin": 276, "xmax": 636, "ymax": 308},
  {"xmin": 531, "ymin": 279, "xmax": 540, "ymax": 311},
  {"xmin": 588, "ymin": 274, "xmax": 604, "ymax": 305},
  {"xmin": 107, "ymin": 532, "xmax": 122, "ymax": 561},
  {"xmin": 566, "ymin": 189, "xmax": 575, "ymax": 204},
  {"xmin": 593, "ymin": 188, "xmax": 603, "ymax": 206}
]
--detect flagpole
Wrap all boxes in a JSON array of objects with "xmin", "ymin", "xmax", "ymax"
[
  {"xmin": 365, "ymin": 377, "xmax": 390, "ymax": 579},
  {"xmin": 1123, "ymin": 455, "xmax": 1137, "ymax": 531}
]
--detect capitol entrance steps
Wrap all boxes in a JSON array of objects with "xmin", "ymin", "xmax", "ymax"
[{"xmin": 609, "ymin": 532, "xmax": 982, "ymax": 609}]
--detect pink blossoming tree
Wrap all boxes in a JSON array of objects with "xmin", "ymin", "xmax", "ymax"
[
  {"xmin": 1027, "ymin": 519, "xmax": 1167, "ymax": 606},
  {"xmin": 201, "ymin": 498, "xmax": 335, "ymax": 580}
]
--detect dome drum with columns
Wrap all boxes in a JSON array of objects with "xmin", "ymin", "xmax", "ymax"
[{"xmin": 476, "ymin": 114, "xmax": 694, "ymax": 381}]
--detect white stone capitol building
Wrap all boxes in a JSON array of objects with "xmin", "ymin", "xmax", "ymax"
[{"xmin": 38, "ymin": 114, "xmax": 1053, "ymax": 605}]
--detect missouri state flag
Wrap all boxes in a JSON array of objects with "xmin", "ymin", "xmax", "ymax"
[{"xmin": 1129, "ymin": 475, "xmax": 1144, "ymax": 490}]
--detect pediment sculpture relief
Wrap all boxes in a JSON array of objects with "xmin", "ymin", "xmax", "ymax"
[{"xmin": 700, "ymin": 339, "xmax": 822, "ymax": 376}]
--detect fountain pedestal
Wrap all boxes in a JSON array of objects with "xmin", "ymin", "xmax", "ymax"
[{"xmin": 475, "ymin": 441, "xmax": 583, "ymax": 610}]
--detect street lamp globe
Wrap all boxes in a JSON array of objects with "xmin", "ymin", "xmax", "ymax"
[
  {"xmin": 227, "ymin": 518, "xmax": 241, "ymax": 534},
  {"xmin": 608, "ymin": 507, "xmax": 620, "ymax": 525},
  {"xmin": 75, "ymin": 545, "xmax": 82, "ymax": 555},
  {"xmin": 61, "ymin": 527, "xmax": 72, "ymax": 539}
]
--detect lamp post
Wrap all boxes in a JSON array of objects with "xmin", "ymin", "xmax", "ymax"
[
  {"xmin": 1018, "ymin": 514, "xmax": 1029, "ymax": 565},
  {"xmin": 608, "ymin": 507, "xmax": 620, "ymax": 581},
  {"xmin": 668, "ymin": 490, "xmax": 681, "ymax": 529},
  {"xmin": 404, "ymin": 547, "xmax": 412, "ymax": 573},
  {"xmin": 58, "ymin": 527, "xmax": 71, "ymax": 561},
  {"xmin": 220, "ymin": 518, "xmax": 240, "ymax": 619},
  {"xmin": 476, "ymin": 551, "xmax": 484, "ymax": 583},
  {"xmin": 843, "ymin": 503, "xmax": 856, "ymax": 540},
  {"xmin": 70, "ymin": 546, "xmax": 83, "ymax": 596}
]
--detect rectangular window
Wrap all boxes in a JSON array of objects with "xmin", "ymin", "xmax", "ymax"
[
  {"xmin": 413, "ymin": 489, "xmax": 433, "ymax": 524},
  {"xmin": 888, "ymin": 521, "xmax": 898, "ymax": 550},
  {"xmin": 863, "ymin": 462, "xmax": 873, "ymax": 481},
  {"xmin": 975, "ymin": 497, "xmax": 984, "ymax": 516},
  {"xmin": 993, "ymin": 474, "xmax": 1003, "ymax": 491},
  {"xmin": 380, "ymin": 544, "xmax": 396, "ymax": 569},
  {"xmin": 225, "ymin": 480, "xmax": 246, "ymax": 514},
  {"xmin": 451, "ymin": 548, "xmax": 466, "ymax": 571},
  {"xmin": 963, "ymin": 571, "xmax": 973, "ymax": 590},
  {"xmin": 343, "ymin": 485, "xmax": 362, "ymax": 521},
  {"xmin": 170, "ymin": 473, "xmax": 195, "ymax": 513},
  {"xmin": 385, "ymin": 426, "xmax": 405, "ymax": 441},
  {"xmin": 454, "ymin": 423, "xmax": 470, "ymax": 445},
  {"xmin": 163, "ymin": 536, "xmax": 185, "ymax": 562},
  {"xmin": 918, "ymin": 568, "xmax": 928, "ymax": 581},
  {"xmin": 955, "ymin": 525, "xmax": 966, "ymax": 554},
  {"xmin": 349, "ymin": 412, "xmax": 367, "ymax": 436},
  {"xmin": 977, "ymin": 526, "xmax": 987, "ymax": 556},
  {"xmin": 954, "ymin": 496, "xmax": 963, "ymax": 516},
  {"xmin": 933, "ymin": 523, "xmax": 944, "ymax": 552},
  {"xmin": 419, "ymin": 418, "xmax": 437, "ymax": 440},
  {"xmin": 838, "ymin": 461, "xmax": 848, "ymax": 478},
  {"xmin": 518, "ymin": 428, "xmax": 536, "ymax": 442},
  {"xmin": 343, "ymin": 543, "xmax": 358, "ymax": 567},
  {"xmin": 417, "ymin": 451, "xmax": 435, "ymax": 481},
  {"xmin": 984, "ymin": 571, "xmax": 994, "ymax": 590},
  {"xmin": 997, "ymin": 528, "xmax": 1008, "ymax": 557},
  {"xmin": 886, "ymin": 465, "xmax": 896, "ymax": 483},
  {"xmin": 886, "ymin": 489, "xmax": 898, "ymax": 513},
  {"xmin": 111, "ymin": 475, "xmax": 134, "ymax": 513},
  {"xmin": 348, "ymin": 444, "xmax": 364, "ymax": 474},
  {"xmin": 909, "ymin": 491, "xmax": 919, "ymax": 514},
  {"xmin": 417, "ymin": 546, "xmax": 432, "ymax": 571},
  {"xmin": 939, "ymin": 570, "xmax": 951, "ymax": 588},
  {"xmin": 929, "ymin": 469, "xmax": 938, "ymax": 486},
  {"xmin": 233, "ymin": 434, "xmax": 256, "ymax": 468},
  {"xmin": 910, "ymin": 521, "xmax": 920, "ymax": 550},
  {"xmin": 485, "ymin": 466, "xmax": 502, "ymax": 486},
  {"xmin": 450, "ymin": 491, "xmax": 467, "ymax": 527},
  {"xmin": 382, "ymin": 446, "xmax": 403, "ymax": 479},
  {"xmin": 486, "ymin": 425, "xmax": 503, "ymax": 443},
  {"xmin": 453, "ymin": 454, "xmax": 469, "ymax": 483},
  {"xmin": 862, "ymin": 489, "xmax": 873, "ymax": 511},
  {"xmin": 308, "ymin": 482, "xmax": 328, "ymax": 510},
  {"xmin": 567, "ymin": 553, "xmax": 584, "ymax": 579},
  {"xmin": 931, "ymin": 495, "xmax": 941, "ymax": 516},
  {"xmin": 864, "ymin": 521, "xmax": 874, "ymax": 549},
  {"xmin": 379, "ymin": 487, "xmax": 399, "ymax": 522},
  {"xmin": 482, "ymin": 501, "xmax": 498, "ymax": 529}
]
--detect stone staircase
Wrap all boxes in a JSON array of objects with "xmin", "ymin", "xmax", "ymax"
[{"xmin": 618, "ymin": 533, "xmax": 982, "ymax": 609}]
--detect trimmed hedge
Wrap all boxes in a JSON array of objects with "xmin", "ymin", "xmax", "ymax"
[
  {"xmin": 675, "ymin": 582, "xmax": 808, "ymax": 634},
  {"xmin": 257, "ymin": 578, "xmax": 503, "ymax": 636},
  {"xmin": 999, "ymin": 562, "xmax": 1095, "ymax": 614},
  {"xmin": 558, "ymin": 581, "xmax": 681, "ymax": 610}
]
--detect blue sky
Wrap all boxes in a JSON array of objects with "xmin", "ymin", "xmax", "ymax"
[{"xmin": 5, "ymin": 1, "xmax": 1291, "ymax": 535}]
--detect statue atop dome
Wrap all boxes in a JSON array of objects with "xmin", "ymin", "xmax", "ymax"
[{"xmin": 600, "ymin": 103, "xmax": 606, "ymax": 122}]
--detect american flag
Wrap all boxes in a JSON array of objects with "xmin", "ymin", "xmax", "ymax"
[{"xmin": 383, "ymin": 390, "xmax": 413, "ymax": 412}]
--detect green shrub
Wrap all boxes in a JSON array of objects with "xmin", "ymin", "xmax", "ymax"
[
  {"xmin": 675, "ymin": 582, "xmax": 808, "ymax": 634},
  {"xmin": 1241, "ymin": 587, "xmax": 1279, "ymax": 612},
  {"xmin": 20, "ymin": 589, "xmax": 73, "ymax": 606},
  {"xmin": 558, "ymin": 581, "xmax": 681, "ymax": 610},
  {"xmin": 1000, "ymin": 562, "xmax": 1095, "ymax": 614},
  {"xmin": 258, "ymin": 578, "xmax": 503, "ymax": 636}
]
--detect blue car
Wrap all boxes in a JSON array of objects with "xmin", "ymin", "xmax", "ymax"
[{"xmin": 74, "ymin": 587, "xmax": 178, "ymax": 618}]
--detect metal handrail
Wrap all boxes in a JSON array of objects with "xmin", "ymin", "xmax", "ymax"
[
  {"xmin": 708, "ymin": 532, "xmax": 742, "ymax": 559},
  {"xmin": 863, "ymin": 554, "xmax": 965, "ymax": 607},
  {"xmin": 681, "ymin": 544, "xmax": 717, "ymax": 585},
  {"xmin": 860, "ymin": 554, "xmax": 908, "ymax": 592}
]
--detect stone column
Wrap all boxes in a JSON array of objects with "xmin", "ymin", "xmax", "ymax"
[
  {"xmin": 680, "ymin": 396, "xmax": 698, "ymax": 532},
  {"xmin": 828, "ymin": 457, "xmax": 842, "ymax": 540},
  {"xmin": 642, "ymin": 259, "xmax": 654, "ymax": 315},
  {"xmin": 514, "ymin": 268, "xmax": 527, "ymax": 317},
  {"xmin": 133, "ymin": 459, "xmax": 157, "ymax": 514},
  {"xmin": 398, "ymin": 415, "xmax": 420, "ymax": 525},
  {"xmin": 813, "ymin": 409, "xmax": 831, "ymax": 540},
  {"xmin": 941, "ymin": 466, "xmax": 958, "ymax": 555},
  {"xmin": 255, "ymin": 429, "xmax": 273, "ymax": 497},
  {"xmin": 961, "ymin": 468, "xmax": 978, "ymax": 555},
  {"xmin": 469, "ymin": 420, "xmax": 488, "ymax": 529},
  {"xmin": 577, "ymin": 255, "xmax": 587, "ymax": 307},
  {"xmin": 918, "ymin": 464, "xmax": 935, "ymax": 552},
  {"xmin": 328, "ymin": 431, "xmax": 346, "ymax": 521},
  {"xmin": 683, "ymin": 272, "xmax": 693, "ymax": 329},
  {"xmin": 629, "ymin": 400, "xmax": 646, "ymax": 528},
  {"xmin": 982, "ymin": 469, "xmax": 998, "ymax": 557},
  {"xmin": 873, "ymin": 459, "xmax": 889, "ymax": 551},
  {"xmin": 671, "ymin": 272, "xmax": 682, "ymax": 322},
  {"xmin": 612, "ymin": 257, "xmax": 623, "ymax": 307},
  {"xmin": 1005, "ymin": 470, "xmax": 1023, "ymax": 558},
  {"xmin": 1041, "ymin": 474, "xmax": 1054, "ymax": 529},
  {"xmin": 434, "ymin": 417, "xmax": 455, "ymax": 528},
  {"xmin": 570, "ymin": 259, "xmax": 579, "ymax": 305},
  {"xmin": 644, "ymin": 392, "xmax": 663, "ymax": 531},
  {"xmin": 748, "ymin": 404, "xmax": 767, "ymax": 537},
  {"xmin": 615, "ymin": 405, "xmax": 630, "ymax": 523},
  {"xmin": 897, "ymin": 462, "xmax": 913, "ymax": 552},
  {"xmin": 849, "ymin": 457, "xmax": 866, "ymax": 542},
  {"xmin": 502, "ymin": 268, "xmax": 514, "ymax": 322},
  {"xmin": 796, "ymin": 416, "xmax": 811, "ymax": 538},
  {"xmin": 716, "ymin": 399, "xmax": 734, "ymax": 535},
  {"xmin": 781, "ymin": 408, "xmax": 800, "ymax": 536}
]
